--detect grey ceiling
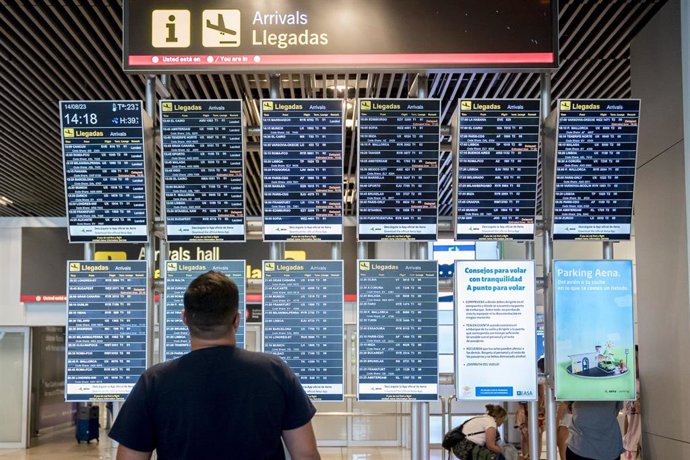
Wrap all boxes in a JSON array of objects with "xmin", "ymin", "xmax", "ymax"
[{"xmin": 0, "ymin": 0, "xmax": 667, "ymax": 218}]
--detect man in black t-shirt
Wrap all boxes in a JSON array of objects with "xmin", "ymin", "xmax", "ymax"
[{"xmin": 109, "ymin": 271, "xmax": 320, "ymax": 460}]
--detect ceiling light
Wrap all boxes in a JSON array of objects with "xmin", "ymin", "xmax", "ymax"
[{"xmin": 0, "ymin": 196, "xmax": 13, "ymax": 206}]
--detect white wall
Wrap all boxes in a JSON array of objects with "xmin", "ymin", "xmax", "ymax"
[
  {"xmin": 0, "ymin": 217, "xmax": 68, "ymax": 327},
  {"xmin": 630, "ymin": 0, "xmax": 690, "ymax": 456}
]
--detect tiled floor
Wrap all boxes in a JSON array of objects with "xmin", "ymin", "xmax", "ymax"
[
  {"xmin": 0, "ymin": 428, "xmax": 436, "ymax": 460},
  {"xmin": 0, "ymin": 428, "xmax": 639, "ymax": 459}
]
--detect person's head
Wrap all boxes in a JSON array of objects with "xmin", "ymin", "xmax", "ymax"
[
  {"xmin": 485, "ymin": 404, "xmax": 507, "ymax": 426},
  {"xmin": 183, "ymin": 271, "xmax": 239, "ymax": 340}
]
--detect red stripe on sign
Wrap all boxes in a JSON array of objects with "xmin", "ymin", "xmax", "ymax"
[
  {"xmin": 20, "ymin": 295, "xmax": 66, "ymax": 302},
  {"xmin": 129, "ymin": 52, "xmax": 554, "ymax": 67},
  {"xmin": 245, "ymin": 294, "xmax": 357, "ymax": 303}
]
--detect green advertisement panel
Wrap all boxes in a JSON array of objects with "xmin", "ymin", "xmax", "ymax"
[{"xmin": 554, "ymin": 260, "xmax": 636, "ymax": 401}]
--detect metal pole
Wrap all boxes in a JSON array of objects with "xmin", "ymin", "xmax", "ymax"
[
  {"xmin": 540, "ymin": 72, "xmax": 557, "ymax": 460},
  {"xmin": 410, "ymin": 73, "xmax": 430, "ymax": 460},
  {"xmin": 145, "ymin": 75, "xmax": 157, "ymax": 368},
  {"xmin": 525, "ymin": 239, "xmax": 540, "ymax": 460},
  {"xmin": 158, "ymin": 75, "xmax": 170, "ymax": 364},
  {"xmin": 268, "ymin": 74, "xmax": 282, "ymax": 260},
  {"xmin": 84, "ymin": 243, "xmax": 95, "ymax": 260},
  {"xmin": 603, "ymin": 241, "xmax": 614, "ymax": 260},
  {"xmin": 357, "ymin": 242, "xmax": 368, "ymax": 260},
  {"xmin": 331, "ymin": 242, "xmax": 342, "ymax": 260}
]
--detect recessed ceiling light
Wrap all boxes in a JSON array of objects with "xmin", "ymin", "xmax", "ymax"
[{"xmin": 0, "ymin": 196, "xmax": 13, "ymax": 206}]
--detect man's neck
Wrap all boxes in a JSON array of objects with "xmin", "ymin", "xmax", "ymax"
[{"xmin": 190, "ymin": 334, "xmax": 236, "ymax": 351}]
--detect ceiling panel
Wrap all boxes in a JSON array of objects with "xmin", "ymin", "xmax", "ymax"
[{"xmin": 0, "ymin": 0, "xmax": 667, "ymax": 218}]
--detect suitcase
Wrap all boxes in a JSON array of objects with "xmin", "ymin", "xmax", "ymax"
[{"xmin": 75, "ymin": 405, "xmax": 100, "ymax": 443}]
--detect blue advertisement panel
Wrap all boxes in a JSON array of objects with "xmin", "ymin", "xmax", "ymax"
[
  {"xmin": 164, "ymin": 260, "xmax": 246, "ymax": 361},
  {"xmin": 65, "ymin": 261, "xmax": 148, "ymax": 401},
  {"xmin": 553, "ymin": 99, "xmax": 641, "ymax": 240},
  {"xmin": 357, "ymin": 260, "xmax": 438, "ymax": 401},
  {"xmin": 455, "ymin": 99, "xmax": 540, "ymax": 240},
  {"xmin": 357, "ymin": 99, "xmax": 440, "ymax": 241},
  {"xmin": 262, "ymin": 260, "xmax": 344, "ymax": 401},
  {"xmin": 454, "ymin": 260, "xmax": 537, "ymax": 400},
  {"xmin": 161, "ymin": 100, "xmax": 246, "ymax": 242},
  {"xmin": 554, "ymin": 260, "xmax": 636, "ymax": 400},
  {"xmin": 60, "ymin": 101, "xmax": 149, "ymax": 243},
  {"xmin": 261, "ymin": 99, "xmax": 344, "ymax": 241}
]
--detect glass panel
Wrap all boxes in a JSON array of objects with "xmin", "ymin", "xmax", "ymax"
[
  {"xmin": 439, "ymin": 354, "xmax": 454, "ymax": 373},
  {"xmin": 313, "ymin": 401, "xmax": 348, "ymax": 441},
  {"xmin": 438, "ymin": 325, "xmax": 454, "ymax": 353},
  {"xmin": 430, "ymin": 415, "xmax": 443, "ymax": 444},
  {"xmin": 0, "ymin": 332, "xmax": 26, "ymax": 443}
]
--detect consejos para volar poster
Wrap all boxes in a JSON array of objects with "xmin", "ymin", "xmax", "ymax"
[{"xmin": 554, "ymin": 260, "xmax": 636, "ymax": 401}]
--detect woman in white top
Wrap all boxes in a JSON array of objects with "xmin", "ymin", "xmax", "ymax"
[{"xmin": 463, "ymin": 404, "xmax": 508, "ymax": 459}]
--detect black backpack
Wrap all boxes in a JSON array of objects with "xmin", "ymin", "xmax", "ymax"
[{"xmin": 442, "ymin": 418, "xmax": 484, "ymax": 450}]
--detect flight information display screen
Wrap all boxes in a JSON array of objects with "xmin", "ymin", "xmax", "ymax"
[
  {"xmin": 263, "ymin": 260, "xmax": 344, "ymax": 401},
  {"xmin": 161, "ymin": 100, "xmax": 245, "ymax": 242},
  {"xmin": 261, "ymin": 99, "xmax": 344, "ymax": 241},
  {"xmin": 553, "ymin": 99, "xmax": 641, "ymax": 240},
  {"xmin": 65, "ymin": 261, "xmax": 147, "ymax": 401},
  {"xmin": 163, "ymin": 260, "xmax": 246, "ymax": 360},
  {"xmin": 357, "ymin": 99, "xmax": 440, "ymax": 240},
  {"xmin": 455, "ymin": 99, "xmax": 540, "ymax": 240},
  {"xmin": 357, "ymin": 260, "xmax": 438, "ymax": 401},
  {"xmin": 60, "ymin": 101, "xmax": 148, "ymax": 242}
]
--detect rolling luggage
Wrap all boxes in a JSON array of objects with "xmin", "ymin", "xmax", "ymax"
[{"xmin": 75, "ymin": 405, "xmax": 100, "ymax": 443}]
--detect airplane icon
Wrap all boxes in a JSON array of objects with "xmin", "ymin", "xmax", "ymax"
[{"xmin": 205, "ymin": 13, "xmax": 237, "ymax": 45}]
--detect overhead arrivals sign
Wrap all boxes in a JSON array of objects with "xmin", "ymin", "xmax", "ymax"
[
  {"xmin": 261, "ymin": 99, "xmax": 344, "ymax": 241},
  {"xmin": 60, "ymin": 101, "xmax": 150, "ymax": 243},
  {"xmin": 164, "ymin": 261, "xmax": 246, "ymax": 361},
  {"xmin": 552, "ymin": 99, "xmax": 641, "ymax": 241},
  {"xmin": 455, "ymin": 99, "xmax": 540, "ymax": 241},
  {"xmin": 357, "ymin": 99, "xmax": 440, "ymax": 241},
  {"xmin": 160, "ymin": 100, "xmax": 246, "ymax": 242},
  {"xmin": 65, "ymin": 261, "xmax": 148, "ymax": 401},
  {"xmin": 262, "ymin": 261, "xmax": 344, "ymax": 401},
  {"xmin": 357, "ymin": 260, "xmax": 438, "ymax": 401},
  {"xmin": 123, "ymin": 0, "xmax": 557, "ymax": 72}
]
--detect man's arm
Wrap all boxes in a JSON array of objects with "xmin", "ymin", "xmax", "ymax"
[
  {"xmin": 282, "ymin": 421, "xmax": 320, "ymax": 460},
  {"xmin": 116, "ymin": 444, "xmax": 152, "ymax": 460}
]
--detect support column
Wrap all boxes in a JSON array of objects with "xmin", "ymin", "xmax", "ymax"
[
  {"xmin": 526, "ymin": 238, "xmax": 540, "ymax": 460},
  {"xmin": 539, "ymin": 72, "xmax": 558, "ymax": 460},
  {"xmin": 410, "ymin": 72, "xmax": 430, "ymax": 460},
  {"xmin": 144, "ymin": 75, "xmax": 157, "ymax": 368},
  {"xmin": 268, "ymin": 74, "xmax": 285, "ymax": 260}
]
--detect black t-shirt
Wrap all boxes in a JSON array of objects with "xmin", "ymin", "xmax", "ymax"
[{"xmin": 109, "ymin": 346, "xmax": 316, "ymax": 460}]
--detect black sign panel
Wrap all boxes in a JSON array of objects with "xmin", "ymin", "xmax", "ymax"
[
  {"xmin": 164, "ymin": 260, "xmax": 246, "ymax": 360},
  {"xmin": 553, "ymin": 99, "xmax": 641, "ymax": 240},
  {"xmin": 262, "ymin": 99, "xmax": 344, "ymax": 241},
  {"xmin": 455, "ymin": 99, "xmax": 540, "ymax": 240},
  {"xmin": 123, "ymin": 0, "xmax": 556, "ymax": 71},
  {"xmin": 65, "ymin": 261, "xmax": 147, "ymax": 401},
  {"xmin": 60, "ymin": 101, "xmax": 149, "ymax": 243},
  {"xmin": 161, "ymin": 100, "xmax": 245, "ymax": 242},
  {"xmin": 263, "ymin": 260, "xmax": 344, "ymax": 401},
  {"xmin": 357, "ymin": 99, "xmax": 440, "ymax": 240},
  {"xmin": 357, "ymin": 260, "xmax": 438, "ymax": 401}
]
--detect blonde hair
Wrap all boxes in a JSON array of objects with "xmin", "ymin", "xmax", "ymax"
[{"xmin": 486, "ymin": 404, "xmax": 507, "ymax": 421}]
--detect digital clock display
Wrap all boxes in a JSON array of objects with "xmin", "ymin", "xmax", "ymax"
[{"xmin": 59, "ymin": 100, "xmax": 149, "ymax": 242}]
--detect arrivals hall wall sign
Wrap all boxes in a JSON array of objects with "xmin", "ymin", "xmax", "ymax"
[{"xmin": 123, "ymin": 0, "xmax": 557, "ymax": 72}]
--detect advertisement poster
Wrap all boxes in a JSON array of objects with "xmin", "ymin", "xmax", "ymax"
[
  {"xmin": 554, "ymin": 260, "xmax": 636, "ymax": 400},
  {"xmin": 455, "ymin": 260, "xmax": 536, "ymax": 400}
]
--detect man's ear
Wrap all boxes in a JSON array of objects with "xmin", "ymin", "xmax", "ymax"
[
  {"xmin": 233, "ymin": 311, "xmax": 240, "ymax": 330},
  {"xmin": 182, "ymin": 309, "xmax": 188, "ymax": 326}
]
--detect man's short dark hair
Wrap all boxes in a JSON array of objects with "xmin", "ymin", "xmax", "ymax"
[{"xmin": 183, "ymin": 271, "xmax": 239, "ymax": 340}]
